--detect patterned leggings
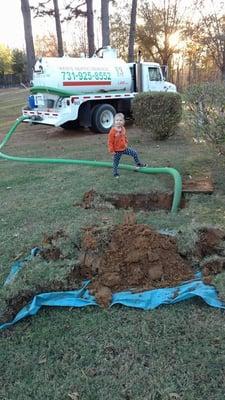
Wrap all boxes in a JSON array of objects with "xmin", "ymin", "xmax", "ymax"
[{"xmin": 113, "ymin": 147, "xmax": 141, "ymax": 176}]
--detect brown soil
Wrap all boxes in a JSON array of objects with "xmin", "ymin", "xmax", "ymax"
[
  {"xmin": 78, "ymin": 220, "xmax": 194, "ymax": 307},
  {"xmin": 0, "ymin": 222, "xmax": 195, "ymax": 322},
  {"xmin": 79, "ymin": 177, "xmax": 215, "ymax": 213},
  {"xmin": 196, "ymin": 227, "xmax": 225, "ymax": 257},
  {"xmin": 78, "ymin": 189, "xmax": 186, "ymax": 211},
  {"xmin": 202, "ymin": 256, "xmax": 225, "ymax": 279},
  {"xmin": 2, "ymin": 224, "xmax": 225, "ymax": 322}
]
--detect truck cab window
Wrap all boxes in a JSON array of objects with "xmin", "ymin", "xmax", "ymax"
[{"xmin": 148, "ymin": 67, "xmax": 161, "ymax": 81}]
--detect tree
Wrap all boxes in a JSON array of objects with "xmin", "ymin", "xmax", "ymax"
[
  {"xmin": 193, "ymin": 0, "xmax": 225, "ymax": 81},
  {"xmin": 53, "ymin": 0, "xmax": 64, "ymax": 56},
  {"xmin": 70, "ymin": 20, "xmax": 88, "ymax": 56},
  {"xmin": 137, "ymin": 0, "xmax": 182, "ymax": 67},
  {"xmin": 21, "ymin": 0, "xmax": 36, "ymax": 81},
  {"xmin": 86, "ymin": 0, "xmax": 95, "ymax": 56},
  {"xmin": 0, "ymin": 45, "xmax": 12, "ymax": 77},
  {"xmin": 30, "ymin": 0, "xmax": 64, "ymax": 56},
  {"xmin": 11, "ymin": 49, "xmax": 27, "ymax": 80},
  {"xmin": 69, "ymin": 18, "xmax": 88, "ymax": 56},
  {"xmin": 182, "ymin": 20, "xmax": 218, "ymax": 85},
  {"xmin": 101, "ymin": 0, "xmax": 110, "ymax": 46},
  {"xmin": 110, "ymin": 4, "xmax": 130, "ymax": 59},
  {"xmin": 63, "ymin": 1, "xmax": 95, "ymax": 56},
  {"xmin": 128, "ymin": 0, "xmax": 138, "ymax": 62},
  {"xmin": 35, "ymin": 34, "xmax": 58, "ymax": 56}
]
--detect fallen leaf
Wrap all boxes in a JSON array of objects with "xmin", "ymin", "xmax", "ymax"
[
  {"xmin": 13, "ymin": 252, "xmax": 24, "ymax": 261},
  {"xmin": 68, "ymin": 393, "xmax": 79, "ymax": 400},
  {"xmin": 169, "ymin": 393, "xmax": 180, "ymax": 400},
  {"xmin": 38, "ymin": 355, "xmax": 47, "ymax": 364}
]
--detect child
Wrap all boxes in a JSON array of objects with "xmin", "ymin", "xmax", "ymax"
[{"xmin": 108, "ymin": 113, "xmax": 147, "ymax": 178}]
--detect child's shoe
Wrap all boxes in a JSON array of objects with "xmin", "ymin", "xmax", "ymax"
[
  {"xmin": 114, "ymin": 174, "xmax": 120, "ymax": 179},
  {"xmin": 135, "ymin": 163, "xmax": 148, "ymax": 170}
]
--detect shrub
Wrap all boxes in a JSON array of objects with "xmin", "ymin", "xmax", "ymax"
[
  {"xmin": 184, "ymin": 82, "xmax": 225, "ymax": 144},
  {"xmin": 132, "ymin": 91, "xmax": 182, "ymax": 140}
]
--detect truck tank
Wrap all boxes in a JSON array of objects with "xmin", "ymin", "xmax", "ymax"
[{"xmin": 32, "ymin": 52, "xmax": 132, "ymax": 94}]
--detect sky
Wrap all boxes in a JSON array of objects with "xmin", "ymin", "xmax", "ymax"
[
  {"xmin": 0, "ymin": 0, "xmax": 223, "ymax": 51},
  {"xmin": 0, "ymin": 1, "xmax": 25, "ymax": 49},
  {"xmin": 0, "ymin": 0, "xmax": 102, "ymax": 50}
]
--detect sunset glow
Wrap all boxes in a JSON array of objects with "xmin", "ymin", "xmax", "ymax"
[{"xmin": 168, "ymin": 31, "xmax": 186, "ymax": 50}]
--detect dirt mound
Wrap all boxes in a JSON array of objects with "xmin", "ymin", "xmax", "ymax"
[
  {"xmin": 78, "ymin": 221, "xmax": 194, "ymax": 307},
  {"xmin": 4, "ymin": 223, "xmax": 225, "ymax": 317},
  {"xmin": 0, "ymin": 222, "xmax": 197, "ymax": 322}
]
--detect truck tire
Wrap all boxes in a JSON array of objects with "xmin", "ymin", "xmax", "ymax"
[{"xmin": 91, "ymin": 104, "xmax": 116, "ymax": 133}]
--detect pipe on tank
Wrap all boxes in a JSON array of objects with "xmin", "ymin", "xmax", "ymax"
[
  {"xmin": 136, "ymin": 49, "xmax": 143, "ymax": 93},
  {"xmin": 0, "ymin": 116, "xmax": 182, "ymax": 213}
]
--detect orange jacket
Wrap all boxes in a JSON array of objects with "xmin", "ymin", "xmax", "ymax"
[{"xmin": 108, "ymin": 127, "xmax": 128, "ymax": 153}]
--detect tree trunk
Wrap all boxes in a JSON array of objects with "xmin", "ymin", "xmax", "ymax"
[
  {"xmin": 221, "ymin": 66, "xmax": 225, "ymax": 81},
  {"xmin": 220, "ymin": 47, "xmax": 225, "ymax": 81},
  {"xmin": 162, "ymin": 0, "xmax": 169, "ymax": 69},
  {"xmin": 101, "ymin": 0, "xmax": 110, "ymax": 47},
  {"xmin": 53, "ymin": 0, "xmax": 63, "ymax": 57},
  {"xmin": 21, "ymin": 0, "xmax": 35, "ymax": 82},
  {"xmin": 86, "ymin": 0, "xmax": 95, "ymax": 56},
  {"xmin": 128, "ymin": 0, "xmax": 137, "ymax": 62}
]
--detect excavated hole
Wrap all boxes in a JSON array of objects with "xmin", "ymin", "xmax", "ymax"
[
  {"xmin": 79, "ymin": 174, "xmax": 214, "ymax": 211},
  {"xmin": 78, "ymin": 189, "xmax": 186, "ymax": 211},
  {"xmin": 105, "ymin": 192, "xmax": 186, "ymax": 211}
]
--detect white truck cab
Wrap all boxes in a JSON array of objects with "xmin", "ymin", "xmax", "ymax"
[
  {"xmin": 141, "ymin": 62, "xmax": 176, "ymax": 92},
  {"xmin": 129, "ymin": 61, "xmax": 176, "ymax": 93}
]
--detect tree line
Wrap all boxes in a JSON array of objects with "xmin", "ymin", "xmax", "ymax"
[{"xmin": 1, "ymin": 0, "xmax": 225, "ymax": 89}]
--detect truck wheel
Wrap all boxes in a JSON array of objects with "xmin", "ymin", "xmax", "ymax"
[{"xmin": 91, "ymin": 104, "xmax": 116, "ymax": 133}]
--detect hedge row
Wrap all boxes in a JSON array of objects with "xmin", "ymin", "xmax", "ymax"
[{"xmin": 132, "ymin": 92, "xmax": 182, "ymax": 140}]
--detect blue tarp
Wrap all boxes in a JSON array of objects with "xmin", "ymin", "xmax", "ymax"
[
  {"xmin": 3, "ymin": 247, "xmax": 40, "ymax": 286},
  {"xmin": 1, "ymin": 253, "xmax": 225, "ymax": 331}
]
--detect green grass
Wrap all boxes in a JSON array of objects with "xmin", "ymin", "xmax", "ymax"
[
  {"xmin": 1, "ymin": 88, "xmax": 225, "ymax": 400},
  {"xmin": 1, "ymin": 304, "xmax": 225, "ymax": 400}
]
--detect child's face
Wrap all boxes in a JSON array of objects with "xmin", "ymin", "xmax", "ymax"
[{"xmin": 114, "ymin": 115, "xmax": 125, "ymax": 128}]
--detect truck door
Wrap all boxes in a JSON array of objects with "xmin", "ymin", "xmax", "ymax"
[{"xmin": 144, "ymin": 66, "xmax": 164, "ymax": 92}]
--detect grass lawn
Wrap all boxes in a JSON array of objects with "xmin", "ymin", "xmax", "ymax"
[{"xmin": 1, "ymin": 88, "xmax": 225, "ymax": 400}]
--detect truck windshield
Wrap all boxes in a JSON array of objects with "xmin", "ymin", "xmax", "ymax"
[{"xmin": 148, "ymin": 67, "xmax": 162, "ymax": 81}]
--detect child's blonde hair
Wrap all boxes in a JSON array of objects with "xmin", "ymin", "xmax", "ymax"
[{"xmin": 113, "ymin": 113, "xmax": 125, "ymax": 126}]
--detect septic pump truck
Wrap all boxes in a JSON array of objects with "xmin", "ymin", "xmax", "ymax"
[{"xmin": 23, "ymin": 47, "xmax": 177, "ymax": 134}]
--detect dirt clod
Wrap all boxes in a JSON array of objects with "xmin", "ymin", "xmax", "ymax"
[
  {"xmin": 40, "ymin": 247, "xmax": 62, "ymax": 261},
  {"xmin": 93, "ymin": 286, "xmax": 112, "ymax": 308},
  {"xmin": 196, "ymin": 227, "xmax": 225, "ymax": 257},
  {"xmin": 201, "ymin": 256, "xmax": 225, "ymax": 277}
]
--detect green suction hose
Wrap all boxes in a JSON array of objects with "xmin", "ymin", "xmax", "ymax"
[{"xmin": 0, "ymin": 116, "xmax": 182, "ymax": 212}]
